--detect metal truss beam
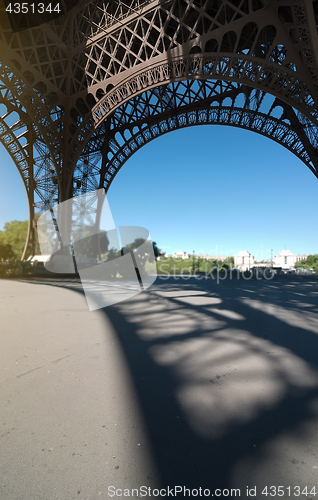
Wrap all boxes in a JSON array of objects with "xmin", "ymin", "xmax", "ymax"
[
  {"xmin": 66, "ymin": 53, "xmax": 318, "ymax": 182},
  {"xmin": 71, "ymin": 79, "xmax": 318, "ymax": 199}
]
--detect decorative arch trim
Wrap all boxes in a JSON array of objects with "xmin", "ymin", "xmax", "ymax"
[
  {"xmin": 99, "ymin": 106, "xmax": 317, "ymax": 194},
  {"xmin": 67, "ymin": 53, "xmax": 318, "ymax": 179}
]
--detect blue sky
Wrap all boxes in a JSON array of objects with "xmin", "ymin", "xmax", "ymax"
[{"xmin": 1, "ymin": 124, "xmax": 318, "ymax": 259}]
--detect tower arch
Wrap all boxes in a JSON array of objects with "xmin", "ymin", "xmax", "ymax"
[{"xmin": 71, "ymin": 76, "xmax": 318, "ymax": 198}]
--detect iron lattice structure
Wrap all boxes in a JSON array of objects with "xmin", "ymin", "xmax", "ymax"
[{"xmin": 0, "ymin": 0, "xmax": 318, "ymax": 256}]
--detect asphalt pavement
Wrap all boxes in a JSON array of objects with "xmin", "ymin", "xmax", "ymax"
[{"xmin": 1, "ymin": 275, "xmax": 318, "ymax": 500}]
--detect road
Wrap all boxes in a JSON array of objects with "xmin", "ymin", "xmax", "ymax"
[{"xmin": 1, "ymin": 275, "xmax": 318, "ymax": 499}]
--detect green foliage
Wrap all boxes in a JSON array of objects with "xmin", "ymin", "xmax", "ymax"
[
  {"xmin": 74, "ymin": 230, "xmax": 109, "ymax": 259},
  {"xmin": 295, "ymin": 260, "xmax": 306, "ymax": 268},
  {"xmin": 295, "ymin": 254, "xmax": 318, "ymax": 271},
  {"xmin": 144, "ymin": 260, "xmax": 154, "ymax": 274},
  {"xmin": 0, "ymin": 220, "xmax": 29, "ymax": 258},
  {"xmin": 306, "ymin": 254, "xmax": 318, "ymax": 267},
  {"xmin": 102, "ymin": 247, "xmax": 121, "ymax": 262},
  {"xmin": 194, "ymin": 257, "xmax": 203, "ymax": 272},
  {"xmin": 216, "ymin": 260, "xmax": 224, "ymax": 270},
  {"xmin": 157, "ymin": 257, "xmax": 192, "ymax": 275},
  {"xmin": 100, "ymin": 237, "xmax": 156, "ymax": 279},
  {"xmin": 122, "ymin": 238, "xmax": 145, "ymax": 253},
  {"xmin": 211, "ymin": 259, "xmax": 231, "ymax": 271},
  {"xmin": 123, "ymin": 238, "xmax": 155, "ymax": 275},
  {"xmin": 156, "ymin": 257, "xmax": 224, "ymax": 275},
  {"xmin": 0, "ymin": 242, "xmax": 15, "ymax": 261},
  {"xmin": 156, "ymin": 256, "xmax": 238, "ymax": 275},
  {"xmin": 152, "ymin": 241, "xmax": 164, "ymax": 259},
  {"xmin": 0, "ymin": 261, "xmax": 20, "ymax": 277},
  {"xmin": 224, "ymin": 256, "xmax": 234, "ymax": 266},
  {"xmin": 0, "ymin": 215, "xmax": 42, "ymax": 259}
]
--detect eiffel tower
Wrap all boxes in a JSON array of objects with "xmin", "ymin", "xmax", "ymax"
[{"xmin": 0, "ymin": 0, "xmax": 317, "ymax": 257}]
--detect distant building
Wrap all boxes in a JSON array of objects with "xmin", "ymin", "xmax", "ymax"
[
  {"xmin": 170, "ymin": 249, "xmax": 309, "ymax": 270},
  {"xmin": 170, "ymin": 253, "xmax": 234, "ymax": 261},
  {"xmin": 274, "ymin": 250, "xmax": 309, "ymax": 269},
  {"xmin": 197, "ymin": 254, "xmax": 233, "ymax": 261},
  {"xmin": 295, "ymin": 254, "xmax": 309, "ymax": 263},
  {"xmin": 173, "ymin": 251, "xmax": 189, "ymax": 260},
  {"xmin": 234, "ymin": 250, "xmax": 254, "ymax": 271}
]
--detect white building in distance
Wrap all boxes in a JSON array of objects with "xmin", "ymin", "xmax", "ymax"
[
  {"xmin": 172, "ymin": 251, "xmax": 189, "ymax": 260},
  {"xmin": 274, "ymin": 250, "xmax": 309, "ymax": 269},
  {"xmin": 198, "ymin": 254, "xmax": 233, "ymax": 261},
  {"xmin": 294, "ymin": 253, "xmax": 309, "ymax": 263},
  {"xmin": 170, "ymin": 253, "xmax": 234, "ymax": 261},
  {"xmin": 234, "ymin": 250, "xmax": 254, "ymax": 271},
  {"xmin": 169, "ymin": 250, "xmax": 309, "ymax": 269}
]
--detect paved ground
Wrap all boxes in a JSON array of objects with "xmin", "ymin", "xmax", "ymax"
[{"xmin": 1, "ymin": 275, "xmax": 318, "ymax": 500}]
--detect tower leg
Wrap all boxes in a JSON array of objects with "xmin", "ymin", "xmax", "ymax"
[{"xmin": 21, "ymin": 134, "xmax": 35, "ymax": 260}]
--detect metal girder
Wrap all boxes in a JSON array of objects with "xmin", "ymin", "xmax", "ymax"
[{"xmin": 70, "ymin": 79, "xmax": 318, "ymax": 199}]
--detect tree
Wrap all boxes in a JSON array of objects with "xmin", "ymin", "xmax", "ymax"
[
  {"xmin": 306, "ymin": 254, "xmax": 318, "ymax": 268},
  {"xmin": 0, "ymin": 215, "xmax": 43, "ymax": 259},
  {"xmin": 122, "ymin": 238, "xmax": 145, "ymax": 253},
  {"xmin": 0, "ymin": 220, "xmax": 29, "ymax": 258},
  {"xmin": 73, "ymin": 230, "xmax": 109, "ymax": 259},
  {"xmin": 295, "ymin": 255, "xmax": 318, "ymax": 271},
  {"xmin": 216, "ymin": 260, "xmax": 226, "ymax": 270},
  {"xmin": 295, "ymin": 260, "xmax": 306, "ymax": 268},
  {"xmin": 123, "ymin": 239, "xmax": 164, "ymax": 260},
  {"xmin": 0, "ymin": 243, "xmax": 15, "ymax": 261},
  {"xmin": 152, "ymin": 241, "xmax": 164, "ymax": 259},
  {"xmin": 105, "ymin": 248, "xmax": 121, "ymax": 261},
  {"xmin": 195, "ymin": 257, "xmax": 203, "ymax": 272},
  {"xmin": 224, "ymin": 256, "xmax": 234, "ymax": 267}
]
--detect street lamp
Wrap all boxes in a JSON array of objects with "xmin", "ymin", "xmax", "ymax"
[{"xmin": 192, "ymin": 250, "xmax": 195, "ymax": 275}]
